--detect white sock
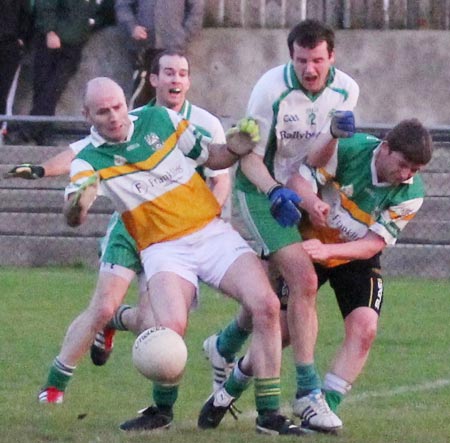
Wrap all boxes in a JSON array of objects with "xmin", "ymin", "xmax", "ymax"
[{"xmin": 323, "ymin": 372, "xmax": 352, "ymax": 395}]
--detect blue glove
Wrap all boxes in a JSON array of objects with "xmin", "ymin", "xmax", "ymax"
[
  {"xmin": 267, "ymin": 185, "xmax": 302, "ymax": 228},
  {"xmin": 330, "ymin": 110, "xmax": 355, "ymax": 138}
]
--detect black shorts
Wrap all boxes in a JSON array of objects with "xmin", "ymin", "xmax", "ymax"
[{"xmin": 276, "ymin": 254, "xmax": 384, "ymax": 319}]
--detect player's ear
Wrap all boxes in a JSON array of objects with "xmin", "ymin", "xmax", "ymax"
[
  {"xmin": 82, "ymin": 106, "xmax": 88, "ymax": 119},
  {"xmin": 82, "ymin": 106, "xmax": 92, "ymax": 124},
  {"xmin": 329, "ymin": 49, "xmax": 336, "ymax": 64},
  {"xmin": 149, "ymin": 73, "xmax": 158, "ymax": 88}
]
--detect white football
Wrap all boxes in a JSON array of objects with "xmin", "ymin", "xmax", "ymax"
[{"xmin": 132, "ymin": 326, "xmax": 188, "ymax": 384}]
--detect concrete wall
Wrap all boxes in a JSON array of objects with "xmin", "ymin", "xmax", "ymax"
[{"xmin": 14, "ymin": 26, "xmax": 450, "ymax": 127}]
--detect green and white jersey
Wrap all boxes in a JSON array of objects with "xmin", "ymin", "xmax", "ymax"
[
  {"xmin": 150, "ymin": 99, "xmax": 228, "ymax": 178},
  {"xmin": 300, "ymin": 133, "xmax": 425, "ymax": 267},
  {"xmin": 66, "ymin": 105, "xmax": 220, "ymax": 251},
  {"xmin": 236, "ymin": 62, "xmax": 359, "ymax": 190}
]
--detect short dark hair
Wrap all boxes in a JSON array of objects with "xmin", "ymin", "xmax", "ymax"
[
  {"xmin": 150, "ymin": 50, "xmax": 190, "ymax": 76},
  {"xmin": 287, "ymin": 19, "xmax": 335, "ymax": 57},
  {"xmin": 386, "ymin": 119, "xmax": 433, "ymax": 165}
]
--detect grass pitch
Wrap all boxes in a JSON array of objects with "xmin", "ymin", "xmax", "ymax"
[{"xmin": 1, "ymin": 267, "xmax": 449, "ymax": 442}]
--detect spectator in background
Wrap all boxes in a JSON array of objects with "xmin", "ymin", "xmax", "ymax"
[
  {"xmin": 115, "ymin": 0, "xmax": 205, "ymax": 109},
  {"xmin": 93, "ymin": 0, "xmax": 116, "ymax": 30},
  {"xmin": 25, "ymin": 0, "xmax": 99, "ymax": 145},
  {"xmin": 0, "ymin": 0, "xmax": 34, "ymax": 139}
]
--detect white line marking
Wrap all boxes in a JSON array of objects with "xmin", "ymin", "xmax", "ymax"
[{"xmin": 347, "ymin": 379, "xmax": 450, "ymax": 403}]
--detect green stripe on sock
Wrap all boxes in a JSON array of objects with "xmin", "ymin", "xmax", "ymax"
[{"xmin": 254, "ymin": 377, "xmax": 280, "ymax": 413}]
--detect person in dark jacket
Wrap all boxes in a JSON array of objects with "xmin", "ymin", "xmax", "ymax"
[
  {"xmin": 0, "ymin": 0, "xmax": 34, "ymax": 117},
  {"xmin": 27, "ymin": 0, "xmax": 98, "ymax": 144},
  {"xmin": 115, "ymin": 0, "xmax": 205, "ymax": 108}
]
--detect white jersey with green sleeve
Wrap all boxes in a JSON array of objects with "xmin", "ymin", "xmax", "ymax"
[
  {"xmin": 300, "ymin": 133, "xmax": 425, "ymax": 267},
  {"xmin": 66, "ymin": 105, "xmax": 220, "ymax": 251},
  {"xmin": 176, "ymin": 100, "xmax": 228, "ymax": 178},
  {"xmin": 237, "ymin": 62, "xmax": 359, "ymax": 189}
]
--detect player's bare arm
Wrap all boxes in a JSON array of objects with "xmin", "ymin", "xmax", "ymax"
[
  {"xmin": 287, "ymin": 172, "xmax": 329, "ymax": 227},
  {"xmin": 41, "ymin": 149, "xmax": 75, "ymax": 176},
  {"xmin": 302, "ymin": 231, "xmax": 386, "ymax": 263},
  {"xmin": 4, "ymin": 148, "xmax": 75, "ymax": 179},
  {"xmin": 306, "ymin": 138, "xmax": 338, "ymax": 168},
  {"xmin": 240, "ymin": 152, "xmax": 279, "ymax": 194}
]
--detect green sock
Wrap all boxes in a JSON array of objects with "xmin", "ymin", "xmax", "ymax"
[
  {"xmin": 217, "ymin": 319, "xmax": 250, "ymax": 362},
  {"xmin": 324, "ymin": 390, "xmax": 344, "ymax": 412},
  {"xmin": 295, "ymin": 363, "xmax": 322, "ymax": 397},
  {"xmin": 153, "ymin": 383, "xmax": 178, "ymax": 411},
  {"xmin": 254, "ymin": 377, "xmax": 281, "ymax": 415},
  {"xmin": 45, "ymin": 357, "xmax": 74, "ymax": 391},
  {"xmin": 223, "ymin": 363, "xmax": 252, "ymax": 399}
]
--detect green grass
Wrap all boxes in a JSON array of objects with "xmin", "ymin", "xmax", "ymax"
[{"xmin": 1, "ymin": 267, "xmax": 449, "ymax": 442}]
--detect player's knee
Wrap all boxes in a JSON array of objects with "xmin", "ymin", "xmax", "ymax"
[
  {"xmin": 250, "ymin": 289, "xmax": 280, "ymax": 326},
  {"xmin": 359, "ymin": 324, "xmax": 377, "ymax": 352},
  {"xmin": 348, "ymin": 314, "xmax": 378, "ymax": 353},
  {"xmin": 286, "ymin": 269, "xmax": 318, "ymax": 301}
]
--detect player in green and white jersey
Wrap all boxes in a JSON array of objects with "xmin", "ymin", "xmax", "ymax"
[
  {"xmin": 90, "ymin": 51, "xmax": 231, "ymax": 364},
  {"xmin": 200, "ymin": 19, "xmax": 358, "ymax": 433},
  {"xmin": 283, "ymin": 118, "xmax": 433, "ymax": 414},
  {"xmin": 5, "ymin": 50, "xmax": 232, "ymax": 367},
  {"xmin": 57, "ymin": 77, "xmax": 300, "ymax": 435},
  {"xmin": 202, "ymin": 119, "xmax": 433, "ymax": 427}
]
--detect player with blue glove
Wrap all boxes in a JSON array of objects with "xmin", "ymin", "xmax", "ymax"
[{"xmin": 199, "ymin": 20, "xmax": 359, "ymax": 435}]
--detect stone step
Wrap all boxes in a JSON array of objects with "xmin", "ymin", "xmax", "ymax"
[
  {"xmin": 0, "ymin": 145, "xmax": 67, "ymax": 163},
  {"xmin": 399, "ymin": 219, "xmax": 450, "ymax": 244},
  {"xmin": 381, "ymin": 244, "xmax": 450, "ymax": 278},
  {"xmin": 0, "ymin": 235, "xmax": 99, "ymax": 267},
  {"xmin": 0, "ymin": 189, "xmax": 114, "ymax": 213},
  {"xmin": 0, "ymin": 212, "xmax": 110, "ymax": 237}
]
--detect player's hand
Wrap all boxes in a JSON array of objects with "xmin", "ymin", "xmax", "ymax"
[
  {"xmin": 308, "ymin": 200, "xmax": 330, "ymax": 227},
  {"xmin": 330, "ymin": 110, "xmax": 355, "ymax": 138},
  {"xmin": 225, "ymin": 117, "xmax": 261, "ymax": 157},
  {"xmin": 267, "ymin": 185, "xmax": 302, "ymax": 228},
  {"xmin": 70, "ymin": 173, "xmax": 99, "ymax": 211},
  {"xmin": 3, "ymin": 163, "xmax": 45, "ymax": 179},
  {"xmin": 301, "ymin": 239, "xmax": 329, "ymax": 263},
  {"xmin": 66, "ymin": 173, "xmax": 99, "ymax": 227}
]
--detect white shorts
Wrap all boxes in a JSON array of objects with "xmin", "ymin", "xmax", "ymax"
[{"xmin": 140, "ymin": 218, "xmax": 254, "ymax": 289}]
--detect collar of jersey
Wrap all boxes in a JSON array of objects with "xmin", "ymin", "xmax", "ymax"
[
  {"xmin": 146, "ymin": 98, "xmax": 192, "ymax": 120},
  {"xmin": 89, "ymin": 114, "xmax": 138, "ymax": 147},
  {"xmin": 285, "ymin": 61, "xmax": 336, "ymax": 100}
]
